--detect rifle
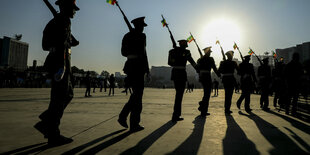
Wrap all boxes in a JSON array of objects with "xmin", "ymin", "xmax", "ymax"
[
  {"xmin": 216, "ymin": 40, "xmax": 226, "ymax": 61},
  {"xmin": 251, "ymin": 48, "xmax": 263, "ymax": 66},
  {"xmin": 190, "ymin": 32, "xmax": 203, "ymax": 58},
  {"xmin": 234, "ymin": 42, "xmax": 244, "ymax": 61},
  {"xmin": 42, "ymin": 0, "xmax": 79, "ymax": 45},
  {"xmin": 115, "ymin": 1, "xmax": 133, "ymax": 32},
  {"xmin": 162, "ymin": 15, "xmax": 176, "ymax": 48}
]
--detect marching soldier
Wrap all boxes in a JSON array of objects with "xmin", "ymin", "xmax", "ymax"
[
  {"xmin": 168, "ymin": 40, "xmax": 198, "ymax": 122},
  {"xmin": 272, "ymin": 57, "xmax": 285, "ymax": 108},
  {"xmin": 118, "ymin": 17, "xmax": 149, "ymax": 132},
  {"xmin": 258, "ymin": 58, "xmax": 272, "ymax": 111},
  {"xmin": 236, "ymin": 55, "xmax": 257, "ymax": 113},
  {"xmin": 284, "ymin": 53, "xmax": 303, "ymax": 115},
  {"xmin": 218, "ymin": 51, "xmax": 239, "ymax": 114},
  {"xmin": 34, "ymin": 0, "xmax": 79, "ymax": 146},
  {"xmin": 213, "ymin": 79, "xmax": 219, "ymax": 96},
  {"xmin": 197, "ymin": 47, "xmax": 220, "ymax": 116}
]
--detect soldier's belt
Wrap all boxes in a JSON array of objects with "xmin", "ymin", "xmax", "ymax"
[
  {"xmin": 127, "ymin": 55, "xmax": 139, "ymax": 59},
  {"xmin": 49, "ymin": 47, "xmax": 71, "ymax": 54},
  {"xmin": 173, "ymin": 66, "xmax": 186, "ymax": 69},
  {"xmin": 222, "ymin": 73, "xmax": 234, "ymax": 76}
]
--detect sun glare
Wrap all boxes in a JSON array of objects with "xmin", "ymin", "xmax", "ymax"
[{"xmin": 202, "ymin": 18, "xmax": 242, "ymax": 52}]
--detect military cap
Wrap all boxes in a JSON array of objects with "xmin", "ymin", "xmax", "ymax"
[
  {"xmin": 225, "ymin": 50, "xmax": 234, "ymax": 57},
  {"xmin": 178, "ymin": 39, "xmax": 187, "ymax": 43},
  {"xmin": 244, "ymin": 55, "xmax": 251, "ymax": 60},
  {"xmin": 131, "ymin": 17, "xmax": 147, "ymax": 27},
  {"xmin": 203, "ymin": 46, "xmax": 212, "ymax": 54},
  {"xmin": 56, "ymin": 0, "xmax": 80, "ymax": 10}
]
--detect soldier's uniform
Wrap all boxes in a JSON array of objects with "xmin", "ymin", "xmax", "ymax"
[
  {"xmin": 218, "ymin": 51, "xmax": 238, "ymax": 114},
  {"xmin": 258, "ymin": 58, "xmax": 272, "ymax": 111},
  {"xmin": 196, "ymin": 47, "xmax": 220, "ymax": 116},
  {"xmin": 236, "ymin": 55, "xmax": 256, "ymax": 112},
  {"xmin": 118, "ymin": 17, "xmax": 149, "ymax": 131},
  {"xmin": 169, "ymin": 40, "xmax": 197, "ymax": 121},
  {"xmin": 34, "ymin": 0, "xmax": 79, "ymax": 145}
]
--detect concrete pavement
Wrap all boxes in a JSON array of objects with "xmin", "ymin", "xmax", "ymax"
[{"xmin": 0, "ymin": 88, "xmax": 309, "ymax": 155}]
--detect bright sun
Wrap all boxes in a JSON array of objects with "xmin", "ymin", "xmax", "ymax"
[{"xmin": 202, "ymin": 18, "xmax": 242, "ymax": 52}]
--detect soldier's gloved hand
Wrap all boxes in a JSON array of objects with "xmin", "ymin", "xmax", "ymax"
[{"xmin": 54, "ymin": 67, "xmax": 65, "ymax": 82}]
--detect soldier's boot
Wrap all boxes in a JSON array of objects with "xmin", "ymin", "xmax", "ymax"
[{"xmin": 34, "ymin": 121, "xmax": 48, "ymax": 138}]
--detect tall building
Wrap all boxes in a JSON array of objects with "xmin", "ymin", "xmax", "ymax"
[
  {"xmin": 0, "ymin": 36, "xmax": 29, "ymax": 71},
  {"xmin": 275, "ymin": 42, "xmax": 310, "ymax": 64}
]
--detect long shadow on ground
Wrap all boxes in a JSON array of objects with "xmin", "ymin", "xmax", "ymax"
[
  {"xmin": 62, "ymin": 129, "xmax": 126, "ymax": 155},
  {"xmin": 223, "ymin": 114, "xmax": 260, "ymax": 155},
  {"xmin": 267, "ymin": 110, "xmax": 310, "ymax": 134},
  {"xmin": 167, "ymin": 116, "xmax": 206, "ymax": 155},
  {"xmin": 79, "ymin": 130, "xmax": 132, "ymax": 155},
  {"xmin": 120, "ymin": 120, "xmax": 176, "ymax": 155},
  {"xmin": 0, "ymin": 142, "xmax": 46, "ymax": 155},
  {"xmin": 239, "ymin": 111, "xmax": 308, "ymax": 154}
]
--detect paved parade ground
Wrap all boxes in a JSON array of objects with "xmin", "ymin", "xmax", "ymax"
[{"xmin": 0, "ymin": 88, "xmax": 309, "ymax": 155}]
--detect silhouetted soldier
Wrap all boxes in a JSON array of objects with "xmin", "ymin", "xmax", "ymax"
[
  {"xmin": 168, "ymin": 40, "xmax": 198, "ymax": 121},
  {"xmin": 103, "ymin": 77, "xmax": 108, "ymax": 92},
  {"xmin": 197, "ymin": 47, "xmax": 220, "ymax": 116},
  {"xmin": 272, "ymin": 57, "xmax": 285, "ymax": 108},
  {"xmin": 219, "ymin": 51, "xmax": 238, "ymax": 114},
  {"xmin": 284, "ymin": 53, "xmax": 303, "ymax": 115},
  {"xmin": 236, "ymin": 55, "xmax": 257, "ymax": 113},
  {"xmin": 118, "ymin": 17, "xmax": 149, "ymax": 132},
  {"xmin": 186, "ymin": 82, "xmax": 191, "ymax": 93},
  {"xmin": 213, "ymin": 79, "xmax": 219, "ymax": 96},
  {"xmin": 258, "ymin": 58, "xmax": 272, "ymax": 111},
  {"xmin": 85, "ymin": 71, "xmax": 91, "ymax": 97},
  {"xmin": 34, "ymin": 0, "xmax": 79, "ymax": 146},
  {"xmin": 99, "ymin": 77, "xmax": 104, "ymax": 92},
  {"xmin": 109, "ymin": 74, "xmax": 115, "ymax": 96}
]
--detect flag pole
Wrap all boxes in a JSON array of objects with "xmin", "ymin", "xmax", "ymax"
[
  {"xmin": 162, "ymin": 15, "xmax": 176, "ymax": 48},
  {"xmin": 217, "ymin": 40, "xmax": 226, "ymax": 61},
  {"xmin": 235, "ymin": 42, "xmax": 244, "ymax": 61},
  {"xmin": 114, "ymin": 1, "xmax": 133, "ymax": 32},
  {"xmin": 190, "ymin": 32, "xmax": 203, "ymax": 58}
]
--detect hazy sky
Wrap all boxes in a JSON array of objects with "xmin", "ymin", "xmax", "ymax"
[{"xmin": 1, "ymin": 0, "xmax": 310, "ymax": 74}]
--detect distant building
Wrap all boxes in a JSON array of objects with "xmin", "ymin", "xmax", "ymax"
[
  {"xmin": 0, "ymin": 36, "xmax": 28, "ymax": 71},
  {"xmin": 276, "ymin": 42, "xmax": 310, "ymax": 64}
]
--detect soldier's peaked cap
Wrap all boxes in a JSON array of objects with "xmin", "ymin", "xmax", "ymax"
[
  {"xmin": 131, "ymin": 17, "xmax": 147, "ymax": 27},
  {"xmin": 203, "ymin": 46, "xmax": 212, "ymax": 54},
  {"xmin": 178, "ymin": 39, "xmax": 187, "ymax": 43},
  {"xmin": 225, "ymin": 51, "xmax": 234, "ymax": 56},
  {"xmin": 56, "ymin": 0, "xmax": 80, "ymax": 11}
]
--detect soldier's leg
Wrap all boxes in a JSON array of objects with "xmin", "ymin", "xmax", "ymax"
[
  {"xmin": 129, "ymin": 74, "xmax": 144, "ymax": 127},
  {"xmin": 173, "ymin": 80, "xmax": 186, "ymax": 119},
  {"xmin": 244, "ymin": 91, "xmax": 251, "ymax": 111},
  {"xmin": 291, "ymin": 87, "xmax": 299, "ymax": 115},
  {"xmin": 236, "ymin": 92, "xmax": 245, "ymax": 109},
  {"xmin": 43, "ymin": 78, "xmax": 70, "ymax": 137},
  {"xmin": 224, "ymin": 85, "xmax": 234, "ymax": 113},
  {"xmin": 202, "ymin": 81, "xmax": 212, "ymax": 114},
  {"xmin": 262, "ymin": 88, "xmax": 269, "ymax": 109}
]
